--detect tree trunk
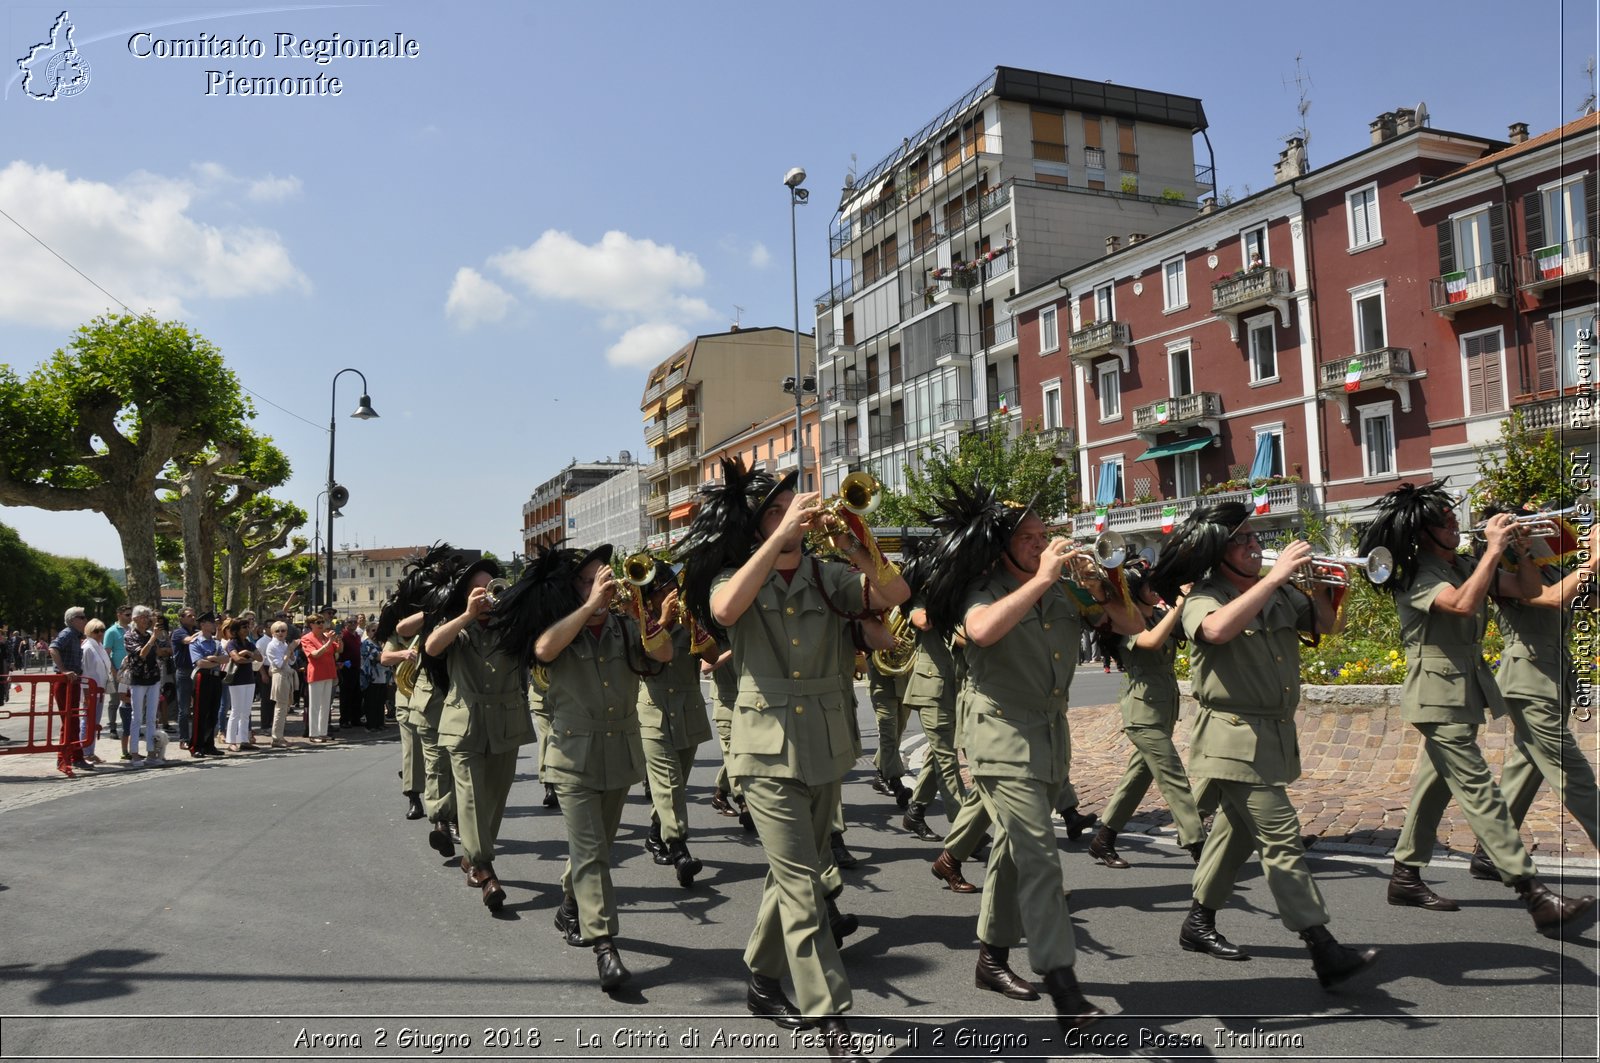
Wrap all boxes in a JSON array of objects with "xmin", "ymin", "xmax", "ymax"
[{"xmin": 105, "ymin": 494, "xmax": 161, "ymax": 608}]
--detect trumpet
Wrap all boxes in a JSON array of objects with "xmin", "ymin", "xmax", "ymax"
[
  {"xmin": 393, "ymin": 634, "xmax": 422, "ymax": 698},
  {"xmin": 1057, "ymin": 531, "xmax": 1127, "ymax": 582},
  {"xmin": 483, "ymin": 577, "xmax": 511, "ymax": 606},
  {"xmin": 1260, "ymin": 547, "xmax": 1394, "ymax": 586},
  {"xmin": 1470, "ymin": 505, "xmax": 1584, "ymax": 543},
  {"xmin": 870, "ymin": 606, "xmax": 918, "ymax": 677},
  {"xmin": 610, "ymin": 551, "xmax": 656, "ymax": 611},
  {"xmin": 805, "ymin": 471, "xmax": 882, "ymax": 555}
]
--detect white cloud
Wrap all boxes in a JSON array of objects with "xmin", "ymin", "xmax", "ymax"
[
  {"xmin": 247, "ymin": 174, "xmax": 303, "ymax": 202},
  {"xmin": 444, "ymin": 267, "xmax": 513, "ymax": 329},
  {"xmin": 0, "ymin": 161, "xmax": 309, "ymax": 329},
  {"xmin": 488, "ymin": 229, "xmax": 708, "ymax": 317},
  {"xmin": 749, "ymin": 242, "xmax": 771, "ymax": 268},
  {"xmin": 606, "ymin": 322, "xmax": 689, "ymax": 367}
]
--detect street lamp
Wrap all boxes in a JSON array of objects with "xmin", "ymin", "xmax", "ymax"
[
  {"xmin": 785, "ymin": 166, "xmax": 809, "ymax": 487},
  {"xmin": 326, "ymin": 369, "xmax": 378, "ymax": 614}
]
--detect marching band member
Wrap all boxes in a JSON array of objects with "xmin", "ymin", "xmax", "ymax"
[
  {"xmin": 1151, "ymin": 502, "xmax": 1378, "ymax": 986},
  {"xmin": 677, "ymin": 459, "xmax": 907, "ymax": 1063},
  {"xmin": 705, "ymin": 642, "xmax": 751, "ymax": 827},
  {"xmin": 867, "ymin": 654, "xmax": 913, "ymax": 809},
  {"xmin": 1359, "ymin": 483, "xmax": 1595, "ymax": 935}
]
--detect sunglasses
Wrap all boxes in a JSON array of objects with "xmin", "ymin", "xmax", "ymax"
[{"xmin": 1228, "ymin": 531, "xmax": 1262, "ymax": 546}]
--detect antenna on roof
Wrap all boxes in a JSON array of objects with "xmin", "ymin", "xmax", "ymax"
[
  {"xmin": 1580, "ymin": 57, "xmax": 1597, "ymax": 116},
  {"xmin": 1282, "ymin": 53, "xmax": 1313, "ymax": 166},
  {"xmin": 733, "ymin": 304, "xmax": 744, "ymax": 327}
]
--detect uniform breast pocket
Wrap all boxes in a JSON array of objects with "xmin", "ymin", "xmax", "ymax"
[
  {"xmin": 1199, "ymin": 713, "xmax": 1257, "ymax": 763},
  {"xmin": 730, "ymin": 704, "xmax": 786, "ymax": 755},
  {"xmin": 492, "ymin": 704, "xmax": 534, "ymax": 747},
  {"xmin": 973, "ymin": 710, "xmax": 1032, "ymax": 767},
  {"xmin": 543, "ymin": 730, "xmax": 588, "ymax": 773},
  {"xmin": 1417, "ymin": 661, "xmax": 1464, "ymax": 708}
]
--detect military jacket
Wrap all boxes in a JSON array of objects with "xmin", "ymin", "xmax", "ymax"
[
  {"xmin": 437, "ymin": 621, "xmax": 533, "ymax": 754},
  {"xmin": 1495, "ymin": 564, "xmax": 1577, "ymax": 704},
  {"xmin": 1182, "ymin": 576, "xmax": 1310, "ymax": 785},
  {"xmin": 1397, "ymin": 552, "xmax": 1506, "ymax": 724},
  {"xmin": 867, "ymin": 662, "xmax": 909, "ymax": 710},
  {"xmin": 1118, "ymin": 610, "xmax": 1180, "ymax": 728},
  {"xmin": 903, "ymin": 629, "xmax": 958, "ymax": 713},
  {"xmin": 708, "ymin": 654, "xmax": 738, "ymax": 722},
  {"xmin": 715, "ymin": 559, "xmax": 865, "ymax": 783},
  {"xmin": 959, "ymin": 568, "xmax": 1081, "ymax": 784},
  {"xmin": 541, "ymin": 613, "xmax": 647, "ymax": 791},
  {"xmin": 638, "ymin": 625, "xmax": 712, "ymax": 750}
]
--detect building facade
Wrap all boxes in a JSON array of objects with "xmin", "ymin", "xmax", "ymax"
[
  {"xmin": 814, "ymin": 66, "xmax": 1212, "ymax": 502},
  {"xmin": 522, "ymin": 458, "xmax": 636, "ymax": 553},
  {"xmin": 328, "ymin": 545, "xmax": 484, "ymax": 611},
  {"xmin": 566, "ymin": 463, "xmax": 649, "ymax": 554}
]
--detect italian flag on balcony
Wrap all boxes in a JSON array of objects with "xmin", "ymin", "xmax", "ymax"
[
  {"xmin": 1443, "ymin": 270, "xmax": 1470, "ymax": 303},
  {"xmin": 1094, "ymin": 506, "xmax": 1108, "ymax": 532},
  {"xmin": 1155, "ymin": 401, "xmax": 1170, "ymax": 425},
  {"xmin": 1252, "ymin": 486, "xmax": 1271, "ymax": 515},
  {"xmin": 998, "ymin": 394, "xmax": 1010, "ymax": 414},
  {"xmin": 1161, "ymin": 504, "xmax": 1177, "ymax": 534},
  {"xmin": 1535, "ymin": 244, "xmax": 1564, "ymax": 279},
  {"xmin": 1344, "ymin": 357, "xmax": 1364, "ymax": 392}
]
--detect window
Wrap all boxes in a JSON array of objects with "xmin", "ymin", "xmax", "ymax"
[
  {"xmin": 368, "ymin": 588, "xmax": 376, "ymax": 602},
  {"xmin": 1247, "ymin": 316, "xmax": 1277, "ymax": 382},
  {"xmin": 1253, "ymin": 426, "xmax": 1285, "ymax": 478},
  {"xmin": 1461, "ymin": 327, "xmax": 1506, "ymax": 415},
  {"xmin": 1168, "ymin": 344, "xmax": 1193, "ymax": 396},
  {"xmin": 368, "ymin": 567, "xmax": 374, "ymax": 579},
  {"xmin": 1359, "ymin": 403, "xmax": 1395, "ymax": 478},
  {"xmin": 1352, "ymin": 284, "xmax": 1387, "ymax": 352},
  {"xmin": 1097, "ymin": 457, "xmax": 1124, "ymax": 503},
  {"xmin": 1346, "ymin": 183, "xmax": 1381, "ymax": 248},
  {"xmin": 1162, "ymin": 256, "xmax": 1187, "ymax": 310},
  {"xmin": 1093, "ymin": 283, "xmax": 1114, "ymax": 324},
  {"xmin": 1241, "ymin": 225, "xmax": 1268, "ymax": 267},
  {"xmin": 384, "ymin": 566, "xmax": 392, "ymax": 578},
  {"xmin": 1041, "ymin": 381, "xmax": 1063, "ymax": 429},
  {"xmin": 1543, "ymin": 305, "xmax": 1598, "ymax": 392},
  {"xmin": 1030, "ymin": 106, "xmax": 1066, "ymax": 162},
  {"xmin": 1097, "ymin": 362, "xmax": 1121, "ymax": 420},
  {"xmin": 1453, "ymin": 206, "xmax": 1494, "ymax": 279},
  {"xmin": 1040, "ymin": 306, "xmax": 1059, "ymax": 352},
  {"xmin": 1175, "ymin": 451, "xmax": 1202, "ymax": 497},
  {"xmin": 1541, "ymin": 176, "xmax": 1589, "ymax": 251}
]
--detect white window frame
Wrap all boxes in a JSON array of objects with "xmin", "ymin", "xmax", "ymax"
[
  {"xmin": 1449, "ymin": 202, "xmax": 1495, "ymax": 277},
  {"xmin": 1459, "ymin": 325, "xmax": 1508, "ymax": 416},
  {"xmin": 1162, "ymin": 255, "xmax": 1187, "ymax": 311},
  {"xmin": 1097, "ymin": 361, "xmax": 1121, "ymax": 421},
  {"xmin": 1539, "ymin": 173, "xmax": 1590, "ymax": 248},
  {"xmin": 1040, "ymin": 378, "xmax": 1063, "ymax": 429},
  {"xmin": 1551, "ymin": 305, "xmax": 1599, "ymax": 392},
  {"xmin": 1349, "ymin": 280, "xmax": 1388, "ymax": 353},
  {"xmin": 1357, "ymin": 400, "xmax": 1396, "ymax": 479},
  {"xmin": 1093, "ymin": 282, "xmax": 1114, "ymax": 323},
  {"xmin": 1175, "ymin": 450, "xmax": 1202, "ymax": 497},
  {"xmin": 1345, "ymin": 182, "xmax": 1382, "ymax": 250},
  {"xmin": 1241, "ymin": 225, "xmax": 1269, "ymax": 267},
  {"xmin": 1245, "ymin": 313, "xmax": 1278, "ymax": 384},
  {"xmin": 1098, "ymin": 455, "xmax": 1126, "ymax": 504},
  {"xmin": 1167, "ymin": 342, "xmax": 1193, "ymax": 397},
  {"xmin": 1039, "ymin": 305, "xmax": 1060, "ymax": 353},
  {"xmin": 1252, "ymin": 422, "xmax": 1285, "ymax": 479}
]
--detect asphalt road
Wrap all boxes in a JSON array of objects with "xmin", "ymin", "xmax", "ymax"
[{"xmin": 1, "ymin": 681, "xmax": 1596, "ymax": 1063}]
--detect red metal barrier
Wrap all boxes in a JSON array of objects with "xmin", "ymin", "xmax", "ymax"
[{"xmin": 0, "ymin": 674, "xmax": 102, "ymax": 778}]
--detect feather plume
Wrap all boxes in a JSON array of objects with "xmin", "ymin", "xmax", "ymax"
[
  {"xmin": 488, "ymin": 545, "xmax": 582, "ymax": 661},
  {"xmin": 1357, "ymin": 481, "xmax": 1454, "ymax": 593},
  {"xmin": 1150, "ymin": 502, "xmax": 1246, "ymax": 603},
  {"xmin": 672, "ymin": 458, "xmax": 769, "ymax": 645},
  {"xmin": 916, "ymin": 475, "xmax": 1025, "ymax": 639}
]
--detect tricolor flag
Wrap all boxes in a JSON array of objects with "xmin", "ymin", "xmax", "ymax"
[
  {"xmin": 1344, "ymin": 357, "xmax": 1364, "ymax": 392},
  {"xmin": 1161, "ymin": 504, "xmax": 1178, "ymax": 534},
  {"xmin": 1252, "ymin": 486, "xmax": 1270, "ymax": 515},
  {"xmin": 1156, "ymin": 402, "xmax": 1170, "ymax": 425},
  {"xmin": 1535, "ymin": 244, "xmax": 1564, "ymax": 279},
  {"xmin": 1443, "ymin": 270, "xmax": 1469, "ymax": 303},
  {"xmin": 1094, "ymin": 506, "xmax": 1108, "ymax": 532},
  {"xmin": 998, "ymin": 395, "xmax": 1010, "ymax": 414}
]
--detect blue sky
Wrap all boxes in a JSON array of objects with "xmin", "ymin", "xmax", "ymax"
[{"xmin": 2, "ymin": 0, "xmax": 1596, "ymax": 572}]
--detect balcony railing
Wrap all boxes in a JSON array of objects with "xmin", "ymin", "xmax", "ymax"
[
  {"xmin": 1132, "ymin": 391, "xmax": 1223, "ymax": 435},
  {"xmin": 936, "ymin": 398, "xmax": 974, "ymax": 426},
  {"xmin": 991, "ymin": 386, "xmax": 1020, "ymax": 416},
  {"xmin": 643, "ymin": 380, "xmax": 664, "ymax": 403},
  {"xmin": 1119, "ymin": 152, "xmax": 1138, "ymax": 173},
  {"xmin": 666, "ymin": 403, "xmax": 700, "ymax": 432},
  {"xmin": 1210, "ymin": 265, "xmax": 1293, "ymax": 323},
  {"xmin": 1037, "ymin": 425, "xmax": 1077, "ymax": 459},
  {"xmin": 645, "ymin": 492, "xmax": 670, "ymax": 517},
  {"xmin": 978, "ymin": 317, "xmax": 1016, "ymax": 348},
  {"xmin": 665, "ymin": 446, "xmax": 698, "ymax": 472},
  {"xmin": 1068, "ymin": 320, "xmax": 1132, "ymax": 369},
  {"xmin": 1429, "ymin": 262, "xmax": 1512, "ymax": 318},
  {"xmin": 826, "ymin": 437, "xmax": 860, "ymax": 461},
  {"xmin": 667, "ymin": 485, "xmax": 697, "ymax": 507},
  {"xmin": 1316, "ymin": 347, "xmax": 1422, "ymax": 424},
  {"xmin": 643, "ymin": 457, "xmax": 667, "ymax": 481},
  {"xmin": 948, "ymin": 183, "xmax": 1012, "ymax": 233},
  {"xmin": 814, "ymin": 274, "xmax": 855, "ymax": 314},
  {"xmin": 775, "ymin": 446, "xmax": 816, "ymax": 471},
  {"xmin": 643, "ymin": 419, "xmax": 667, "ymax": 445},
  {"xmin": 1519, "ymin": 392, "xmax": 1597, "ymax": 432},
  {"xmin": 663, "ymin": 367, "xmax": 687, "ymax": 391},
  {"xmin": 1516, "ymin": 237, "xmax": 1595, "ymax": 294},
  {"xmin": 932, "ymin": 269, "xmax": 981, "ymax": 302},
  {"xmin": 982, "ymin": 248, "xmax": 1013, "ymax": 281},
  {"xmin": 1032, "ymin": 141, "xmax": 1068, "ymax": 163},
  {"xmin": 912, "ymin": 227, "xmax": 948, "ymax": 255},
  {"xmin": 825, "ymin": 381, "xmax": 866, "ymax": 404},
  {"xmin": 1195, "ymin": 162, "xmax": 1216, "ymax": 190},
  {"xmin": 869, "ymin": 425, "xmax": 907, "ymax": 450},
  {"xmin": 1070, "ymin": 482, "xmax": 1314, "ymax": 538},
  {"xmin": 1084, "ymin": 147, "xmax": 1105, "ymax": 170}
]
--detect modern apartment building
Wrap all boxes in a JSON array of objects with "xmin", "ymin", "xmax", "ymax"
[
  {"xmin": 813, "ymin": 66, "xmax": 1211, "ymax": 500},
  {"xmin": 566, "ymin": 462, "xmax": 649, "ymax": 554},
  {"xmin": 639, "ymin": 326, "xmax": 815, "ymax": 547},
  {"xmin": 521, "ymin": 457, "xmax": 636, "ymax": 553}
]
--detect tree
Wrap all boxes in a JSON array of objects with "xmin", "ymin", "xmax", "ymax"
[
  {"xmin": 0, "ymin": 521, "xmax": 121, "ymax": 633},
  {"xmin": 0, "ymin": 313, "xmax": 252, "ymax": 607},
  {"xmin": 220, "ymin": 494, "xmax": 309, "ymax": 612},
  {"xmin": 871, "ymin": 422, "xmax": 1076, "ymax": 526},
  {"xmin": 1471, "ymin": 409, "xmax": 1574, "ymax": 512}
]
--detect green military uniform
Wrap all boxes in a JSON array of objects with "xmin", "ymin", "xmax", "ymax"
[
  {"xmin": 708, "ymin": 656, "xmax": 740, "ymax": 799},
  {"xmin": 384, "ymin": 633, "xmax": 426, "ymax": 800},
  {"xmin": 961, "ymin": 569, "xmax": 1081, "ymax": 973},
  {"xmin": 906, "ymin": 629, "xmax": 967, "ymax": 821},
  {"xmin": 542, "ymin": 613, "xmax": 648, "ymax": 943},
  {"xmin": 868, "ymin": 662, "xmax": 912, "ymax": 783},
  {"xmin": 1494, "ymin": 563, "xmax": 1599, "ymax": 843},
  {"xmin": 717, "ymin": 559, "xmax": 862, "ymax": 1019},
  {"xmin": 942, "ymin": 669, "xmax": 994, "ymax": 861},
  {"xmin": 1100, "ymin": 615, "xmax": 1203, "ymax": 845},
  {"xmin": 438, "ymin": 622, "xmax": 534, "ymax": 869},
  {"xmin": 1182, "ymin": 576, "xmax": 1329, "ymax": 931},
  {"xmin": 638, "ymin": 624, "xmax": 712, "ymax": 844},
  {"xmin": 409, "ymin": 663, "xmax": 455, "ymax": 825},
  {"xmin": 1392, "ymin": 553, "xmax": 1536, "ymax": 881}
]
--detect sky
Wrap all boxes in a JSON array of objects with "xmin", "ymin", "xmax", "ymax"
[{"xmin": 1, "ymin": 0, "xmax": 1596, "ymax": 573}]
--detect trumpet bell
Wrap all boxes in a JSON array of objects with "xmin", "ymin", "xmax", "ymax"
[
  {"xmin": 1094, "ymin": 531, "xmax": 1127, "ymax": 570},
  {"xmin": 620, "ymin": 552, "xmax": 656, "ymax": 587},
  {"xmin": 838, "ymin": 471, "xmax": 881, "ymax": 515},
  {"xmin": 1364, "ymin": 547, "xmax": 1394, "ymax": 585},
  {"xmin": 484, "ymin": 577, "xmax": 511, "ymax": 606}
]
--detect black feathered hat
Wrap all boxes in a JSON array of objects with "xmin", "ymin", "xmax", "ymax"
[
  {"xmin": 577, "ymin": 544, "xmax": 614, "ymax": 574},
  {"xmin": 373, "ymin": 542, "xmax": 459, "ymax": 643},
  {"xmin": 672, "ymin": 458, "xmax": 786, "ymax": 644},
  {"xmin": 1357, "ymin": 481, "xmax": 1457, "ymax": 593},
  {"xmin": 487, "ymin": 546, "xmax": 584, "ymax": 661},
  {"xmin": 915, "ymin": 474, "xmax": 1033, "ymax": 640},
  {"xmin": 1150, "ymin": 501, "xmax": 1249, "ymax": 604}
]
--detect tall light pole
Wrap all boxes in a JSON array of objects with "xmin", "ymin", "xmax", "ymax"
[
  {"xmin": 326, "ymin": 369, "xmax": 378, "ymax": 614},
  {"xmin": 784, "ymin": 166, "xmax": 809, "ymax": 487}
]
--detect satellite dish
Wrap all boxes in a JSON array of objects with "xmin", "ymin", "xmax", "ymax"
[{"xmin": 1415, "ymin": 101, "xmax": 1430, "ymax": 128}]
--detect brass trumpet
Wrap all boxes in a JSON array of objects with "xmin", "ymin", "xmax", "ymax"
[
  {"xmin": 393, "ymin": 634, "xmax": 422, "ymax": 698},
  {"xmin": 870, "ymin": 606, "xmax": 918, "ymax": 677},
  {"xmin": 1260, "ymin": 547, "xmax": 1394, "ymax": 586},
  {"xmin": 610, "ymin": 551, "xmax": 656, "ymax": 611},
  {"xmin": 805, "ymin": 471, "xmax": 881, "ymax": 555},
  {"xmin": 484, "ymin": 578, "xmax": 511, "ymax": 606},
  {"xmin": 1058, "ymin": 531, "xmax": 1127, "ymax": 582},
  {"xmin": 1470, "ymin": 504, "xmax": 1584, "ymax": 543}
]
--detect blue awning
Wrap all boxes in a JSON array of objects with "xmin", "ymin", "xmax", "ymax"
[
  {"xmin": 1249, "ymin": 432, "xmax": 1276, "ymax": 481},
  {"xmin": 1135, "ymin": 434, "xmax": 1215, "ymax": 461},
  {"xmin": 1095, "ymin": 462, "xmax": 1119, "ymax": 505}
]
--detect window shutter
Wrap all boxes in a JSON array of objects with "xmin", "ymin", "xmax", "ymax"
[
  {"xmin": 1437, "ymin": 219, "xmax": 1455, "ymax": 276},
  {"xmin": 1532, "ymin": 318, "xmax": 1557, "ymax": 394},
  {"xmin": 1489, "ymin": 202, "xmax": 1508, "ymax": 266},
  {"xmin": 1464, "ymin": 331, "xmax": 1505, "ymax": 416},
  {"xmin": 1587, "ymin": 174, "xmax": 1599, "ymax": 242},
  {"xmin": 1351, "ymin": 195, "xmax": 1369, "ymax": 246},
  {"xmin": 1464, "ymin": 334, "xmax": 1487, "ymax": 416},
  {"xmin": 1524, "ymin": 190, "xmax": 1544, "ymax": 250}
]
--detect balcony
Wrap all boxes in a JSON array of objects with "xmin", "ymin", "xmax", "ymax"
[
  {"xmin": 1037, "ymin": 426, "xmax": 1077, "ymax": 462},
  {"xmin": 814, "ymin": 275, "xmax": 855, "ymax": 314},
  {"xmin": 665, "ymin": 446, "xmax": 698, "ymax": 472},
  {"xmin": 947, "ymin": 183, "xmax": 1012, "ymax": 233},
  {"xmin": 990, "ymin": 386, "xmax": 1020, "ymax": 418},
  {"xmin": 1316, "ymin": 347, "xmax": 1426, "ymax": 424},
  {"xmin": 774, "ymin": 446, "xmax": 816, "ymax": 472},
  {"xmin": 1516, "ymin": 238, "xmax": 1595, "ymax": 296},
  {"xmin": 1429, "ymin": 262, "xmax": 1512, "ymax": 319},
  {"xmin": 1069, "ymin": 482, "xmax": 1315, "ymax": 538},
  {"xmin": 1131, "ymin": 391, "xmax": 1223, "ymax": 443},
  {"xmin": 936, "ymin": 330, "xmax": 970, "ymax": 364},
  {"xmin": 664, "ymin": 367, "xmax": 687, "ymax": 390},
  {"xmin": 1518, "ymin": 392, "xmax": 1597, "ymax": 433},
  {"xmin": 868, "ymin": 425, "xmax": 907, "ymax": 451},
  {"xmin": 825, "ymin": 381, "xmax": 866, "ymax": 405},
  {"xmin": 666, "ymin": 403, "xmax": 700, "ymax": 436},
  {"xmin": 931, "ymin": 268, "xmax": 981, "ymax": 304},
  {"xmin": 936, "ymin": 398, "xmax": 974, "ymax": 429},
  {"xmin": 978, "ymin": 317, "xmax": 1016, "ymax": 350},
  {"xmin": 668, "ymin": 485, "xmax": 697, "ymax": 507},
  {"xmin": 643, "ymin": 380, "xmax": 664, "ymax": 403},
  {"xmin": 643, "ymin": 419, "xmax": 666, "ymax": 446},
  {"xmin": 1118, "ymin": 152, "xmax": 1139, "ymax": 173},
  {"xmin": 1068, "ymin": 320, "xmax": 1132, "ymax": 371},
  {"xmin": 1211, "ymin": 267, "xmax": 1294, "ymax": 340},
  {"xmin": 643, "ymin": 457, "xmax": 667, "ymax": 481},
  {"xmin": 645, "ymin": 491, "xmax": 670, "ymax": 518}
]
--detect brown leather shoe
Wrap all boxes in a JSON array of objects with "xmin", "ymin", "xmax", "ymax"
[
  {"xmin": 1042, "ymin": 966, "xmax": 1104, "ymax": 1033},
  {"xmin": 479, "ymin": 865, "xmax": 506, "ymax": 911},
  {"xmin": 817, "ymin": 1017, "xmax": 867, "ymax": 1063},
  {"xmin": 1387, "ymin": 862, "xmax": 1459, "ymax": 912},
  {"xmin": 462, "ymin": 856, "xmax": 489, "ymax": 888},
  {"xmin": 1468, "ymin": 843, "xmax": 1497, "ymax": 882},
  {"xmin": 931, "ymin": 850, "xmax": 977, "ymax": 893},
  {"xmin": 1516, "ymin": 877, "xmax": 1598, "ymax": 939},
  {"xmin": 975, "ymin": 942, "xmax": 1039, "ymax": 1000}
]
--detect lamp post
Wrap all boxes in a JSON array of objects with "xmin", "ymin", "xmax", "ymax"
[
  {"xmin": 326, "ymin": 369, "xmax": 379, "ymax": 615},
  {"xmin": 784, "ymin": 166, "xmax": 809, "ymax": 486}
]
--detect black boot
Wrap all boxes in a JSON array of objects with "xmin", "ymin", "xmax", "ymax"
[
  {"xmin": 542, "ymin": 782, "xmax": 559, "ymax": 809},
  {"xmin": 593, "ymin": 936, "xmax": 629, "ymax": 990},
  {"xmin": 902, "ymin": 802, "xmax": 941, "ymax": 841},
  {"xmin": 1300, "ymin": 924, "xmax": 1380, "ymax": 988},
  {"xmin": 1058, "ymin": 805, "xmax": 1096, "ymax": 841},
  {"xmin": 428, "ymin": 819, "xmax": 456, "ymax": 860},
  {"xmin": 1041, "ymin": 966, "xmax": 1104, "ymax": 1034},
  {"xmin": 975, "ymin": 942, "xmax": 1039, "ymax": 1000},
  {"xmin": 829, "ymin": 831, "xmax": 859, "ymax": 870},
  {"xmin": 1183, "ymin": 840, "xmax": 1205, "ymax": 864},
  {"xmin": 817, "ymin": 1017, "xmax": 867, "ymax": 1063},
  {"xmin": 746, "ymin": 973, "xmax": 810, "ymax": 1030},
  {"xmin": 1087, "ymin": 825, "xmax": 1130, "ymax": 869},
  {"xmin": 1468, "ymin": 842, "xmax": 1497, "ymax": 881},
  {"xmin": 825, "ymin": 895, "xmax": 858, "ymax": 947},
  {"xmin": 1515, "ymin": 876, "xmax": 1598, "ymax": 939},
  {"xmin": 647, "ymin": 816, "xmax": 671, "ymax": 863},
  {"xmin": 553, "ymin": 894, "xmax": 587, "ymax": 947},
  {"xmin": 404, "ymin": 792, "xmax": 425, "ymax": 820},
  {"xmin": 671, "ymin": 839, "xmax": 702, "ymax": 888},
  {"xmin": 739, "ymin": 807, "xmax": 756, "ymax": 833},
  {"xmin": 1179, "ymin": 901, "xmax": 1249, "ymax": 960},
  {"xmin": 1387, "ymin": 861, "xmax": 1460, "ymax": 911},
  {"xmin": 870, "ymin": 774, "xmax": 893, "ymax": 797},
  {"xmin": 889, "ymin": 775, "xmax": 912, "ymax": 810}
]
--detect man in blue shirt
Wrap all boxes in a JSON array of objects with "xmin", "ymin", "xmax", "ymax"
[
  {"xmin": 105, "ymin": 605, "xmax": 130, "ymax": 742},
  {"xmin": 49, "ymin": 607, "xmax": 90, "ymax": 770},
  {"xmin": 170, "ymin": 607, "xmax": 199, "ymax": 749}
]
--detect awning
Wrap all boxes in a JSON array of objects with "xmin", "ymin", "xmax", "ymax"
[
  {"xmin": 1248, "ymin": 432, "xmax": 1276, "ymax": 481},
  {"xmin": 1095, "ymin": 462, "xmax": 1120, "ymax": 505},
  {"xmin": 1135, "ymin": 434, "xmax": 1215, "ymax": 461},
  {"xmin": 668, "ymin": 502, "xmax": 695, "ymax": 520}
]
